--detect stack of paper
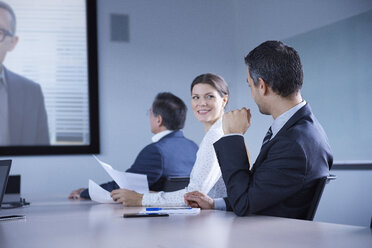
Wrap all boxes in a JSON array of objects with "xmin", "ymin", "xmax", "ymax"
[
  {"xmin": 89, "ymin": 156, "xmax": 149, "ymax": 203},
  {"xmin": 140, "ymin": 207, "xmax": 201, "ymax": 215}
]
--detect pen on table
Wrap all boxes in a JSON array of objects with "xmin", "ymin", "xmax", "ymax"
[{"xmin": 145, "ymin": 207, "xmax": 192, "ymax": 211}]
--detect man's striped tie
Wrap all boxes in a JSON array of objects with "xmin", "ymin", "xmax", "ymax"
[{"xmin": 262, "ymin": 127, "xmax": 273, "ymax": 146}]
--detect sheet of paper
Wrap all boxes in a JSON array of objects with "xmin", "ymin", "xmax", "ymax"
[
  {"xmin": 93, "ymin": 155, "xmax": 149, "ymax": 193},
  {"xmin": 88, "ymin": 179, "xmax": 114, "ymax": 203}
]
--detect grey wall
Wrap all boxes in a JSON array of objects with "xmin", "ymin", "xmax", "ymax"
[
  {"xmin": 230, "ymin": 0, "xmax": 372, "ymax": 161},
  {"xmin": 285, "ymin": 10, "xmax": 372, "ymax": 162},
  {"xmin": 316, "ymin": 169, "xmax": 372, "ymax": 227},
  {"xmin": 283, "ymin": 10, "xmax": 372, "ymax": 227},
  {"xmin": 4, "ymin": 0, "xmax": 372, "ymax": 227}
]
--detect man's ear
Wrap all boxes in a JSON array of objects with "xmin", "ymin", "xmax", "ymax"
[
  {"xmin": 7, "ymin": 36, "xmax": 19, "ymax": 52},
  {"xmin": 156, "ymin": 114, "xmax": 163, "ymax": 127},
  {"xmin": 257, "ymin": 78, "xmax": 269, "ymax": 96}
]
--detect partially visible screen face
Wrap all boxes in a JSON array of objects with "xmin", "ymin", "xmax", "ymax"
[
  {"xmin": 2, "ymin": 0, "xmax": 90, "ymax": 146},
  {"xmin": 0, "ymin": 164, "xmax": 10, "ymax": 203}
]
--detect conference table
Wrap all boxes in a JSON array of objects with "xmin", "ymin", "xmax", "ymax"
[{"xmin": 0, "ymin": 197, "xmax": 371, "ymax": 248}]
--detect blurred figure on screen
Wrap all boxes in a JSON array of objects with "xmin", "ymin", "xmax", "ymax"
[{"xmin": 0, "ymin": 1, "xmax": 49, "ymax": 146}]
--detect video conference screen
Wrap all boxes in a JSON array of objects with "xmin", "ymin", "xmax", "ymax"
[{"xmin": 0, "ymin": 0, "xmax": 99, "ymax": 155}]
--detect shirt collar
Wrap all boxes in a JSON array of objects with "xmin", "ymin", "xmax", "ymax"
[
  {"xmin": 151, "ymin": 130, "xmax": 173, "ymax": 143},
  {"xmin": 270, "ymin": 100, "xmax": 306, "ymax": 140}
]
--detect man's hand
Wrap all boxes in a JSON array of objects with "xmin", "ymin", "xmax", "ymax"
[
  {"xmin": 68, "ymin": 188, "xmax": 85, "ymax": 200},
  {"xmin": 222, "ymin": 108, "xmax": 251, "ymax": 135},
  {"xmin": 184, "ymin": 191, "xmax": 214, "ymax": 209},
  {"xmin": 110, "ymin": 189, "xmax": 143, "ymax": 206}
]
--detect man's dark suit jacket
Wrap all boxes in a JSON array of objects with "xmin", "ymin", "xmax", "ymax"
[
  {"xmin": 80, "ymin": 130, "xmax": 198, "ymax": 198},
  {"xmin": 214, "ymin": 103, "xmax": 333, "ymax": 219},
  {"xmin": 4, "ymin": 67, "xmax": 49, "ymax": 145}
]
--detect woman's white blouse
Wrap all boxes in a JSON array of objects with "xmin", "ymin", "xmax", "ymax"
[{"xmin": 142, "ymin": 118, "xmax": 227, "ymax": 206}]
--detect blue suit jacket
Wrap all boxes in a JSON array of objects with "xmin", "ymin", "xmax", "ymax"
[
  {"xmin": 80, "ymin": 130, "xmax": 198, "ymax": 198},
  {"xmin": 5, "ymin": 67, "xmax": 49, "ymax": 145},
  {"xmin": 214, "ymin": 103, "xmax": 333, "ymax": 219}
]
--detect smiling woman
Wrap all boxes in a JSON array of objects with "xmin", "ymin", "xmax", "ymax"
[
  {"xmin": 0, "ymin": 0, "xmax": 99, "ymax": 155},
  {"xmin": 110, "ymin": 73, "xmax": 231, "ymax": 207},
  {"xmin": 191, "ymin": 73, "xmax": 229, "ymax": 132}
]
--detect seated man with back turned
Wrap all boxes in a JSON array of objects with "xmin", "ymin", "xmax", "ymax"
[
  {"xmin": 185, "ymin": 41, "xmax": 333, "ymax": 219},
  {"xmin": 69, "ymin": 92, "xmax": 198, "ymax": 199}
]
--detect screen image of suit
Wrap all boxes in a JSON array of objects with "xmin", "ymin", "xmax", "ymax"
[
  {"xmin": 214, "ymin": 103, "xmax": 333, "ymax": 219},
  {"xmin": 80, "ymin": 130, "xmax": 198, "ymax": 198},
  {"xmin": 4, "ymin": 67, "xmax": 49, "ymax": 145}
]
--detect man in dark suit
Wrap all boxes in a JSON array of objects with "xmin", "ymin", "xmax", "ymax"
[
  {"xmin": 69, "ymin": 92, "xmax": 198, "ymax": 199},
  {"xmin": 0, "ymin": 1, "xmax": 49, "ymax": 145},
  {"xmin": 2, "ymin": 67, "xmax": 49, "ymax": 145},
  {"xmin": 185, "ymin": 40, "xmax": 333, "ymax": 219}
]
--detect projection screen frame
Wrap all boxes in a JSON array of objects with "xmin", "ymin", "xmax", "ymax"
[{"xmin": 0, "ymin": 0, "xmax": 100, "ymax": 156}]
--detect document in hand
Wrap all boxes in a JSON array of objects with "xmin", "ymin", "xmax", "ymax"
[
  {"xmin": 88, "ymin": 156, "xmax": 149, "ymax": 203},
  {"xmin": 140, "ymin": 207, "xmax": 201, "ymax": 215},
  {"xmin": 88, "ymin": 180, "xmax": 113, "ymax": 203}
]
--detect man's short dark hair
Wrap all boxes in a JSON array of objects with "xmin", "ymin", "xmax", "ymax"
[
  {"xmin": 152, "ymin": 92, "xmax": 187, "ymax": 130},
  {"xmin": 0, "ymin": 1, "xmax": 16, "ymax": 34},
  {"xmin": 245, "ymin": 40, "xmax": 303, "ymax": 97}
]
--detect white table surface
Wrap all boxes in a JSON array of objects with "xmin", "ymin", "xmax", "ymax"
[{"xmin": 0, "ymin": 197, "xmax": 371, "ymax": 248}]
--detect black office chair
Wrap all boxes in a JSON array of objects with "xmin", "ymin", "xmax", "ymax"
[
  {"xmin": 305, "ymin": 174, "xmax": 336, "ymax": 221},
  {"xmin": 163, "ymin": 176, "xmax": 190, "ymax": 192}
]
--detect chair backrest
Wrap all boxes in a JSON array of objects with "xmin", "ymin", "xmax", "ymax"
[
  {"xmin": 163, "ymin": 176, "xmax": 190, "ymax": 192},
  {"xmin": 305, "ymin": 174, "xmax": 336, "ymax": 221}
]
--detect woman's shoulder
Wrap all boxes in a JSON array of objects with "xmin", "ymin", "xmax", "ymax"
[
  {"xmin": 202, "ymin": 120, "xmax": 224, "ymax": 145},
  {"xmin": 209, "ymin": 117, "xmax": 224, "ymax": 134}
]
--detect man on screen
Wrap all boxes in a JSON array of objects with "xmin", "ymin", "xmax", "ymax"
[{"xmin": 0, "ymin": 1, "xmax": 49, "ymax": 146}]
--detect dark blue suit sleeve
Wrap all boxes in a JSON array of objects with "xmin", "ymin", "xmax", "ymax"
[
  {"xmin": 214, "ymin": 135, "xmax": 307, "ymax": 216},
  {"xmin": 126, "ymin": 144, "xmax": 163, "ymax": 188},
  {"xmin": 35, "ymin": 84, "xmax": 50, "ymax": 144}
]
